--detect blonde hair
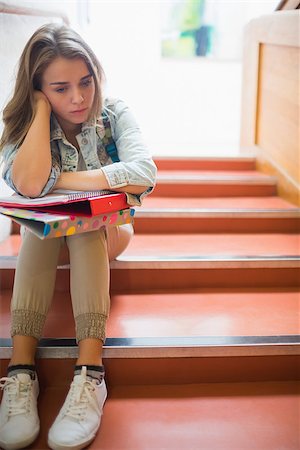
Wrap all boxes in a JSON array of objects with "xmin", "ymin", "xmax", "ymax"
[{"xmin": 0, "ymin": 23, "xmax": 105, "ymax": 150}]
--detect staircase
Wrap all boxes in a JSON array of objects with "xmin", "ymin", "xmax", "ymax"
[{"xmin": 0, "ymin": 156, "xmax": 299, "ymax": 449}]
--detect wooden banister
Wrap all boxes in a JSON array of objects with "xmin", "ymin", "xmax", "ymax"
[
  {"xmin": 276, "ymin": 0, "xmax": 300, "ymax": 10},
  {"xmin": 240, "ymin": 10, "xmax": 300, "ymax": 205}
]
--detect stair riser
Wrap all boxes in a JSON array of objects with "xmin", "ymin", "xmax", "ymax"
[
  {"xmin": 0, "ymin": 355, "xmax": 299, "ymax": 386},
  {"xmin": 0, "ymin": 270, "xmax": 13, "ymax": 289},
  {"xmin": 1, "ymin": 268, "xmax": 299, "ymax": 290},
  {"xmin": 152, "ymin": 184, "xmax": 277, "ymax": 197},
  {"xmin": 134, "ymin": 217, "xmax": 300, "ymax": 234},
  {"xmin": 11, "ymin": 222, "xmax": 19, "ymax": 234},
  {"xmin": 111, "ymin": 268, "xmax": 300, "ymax": 291},
  {"xmin": 154, "ymin": 159, "xmax": 256, "ymax": 171}
]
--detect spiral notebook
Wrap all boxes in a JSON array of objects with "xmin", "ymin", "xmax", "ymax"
[
  {"xmin": 0, "ymin": 189, "xmax": 129, "ymax": 217},
  {"xmin": 0, "ymin": 206, "xmax": 135, "ymax": 240}
]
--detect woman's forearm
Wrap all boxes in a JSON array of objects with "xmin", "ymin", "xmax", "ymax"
[
  {"xmin": 55, "ymin": 169, "xmax": 148, "ymax": 195},
  {"xmin": 12, "ymin": 99, "xmax": 52, "ymax": 197}
]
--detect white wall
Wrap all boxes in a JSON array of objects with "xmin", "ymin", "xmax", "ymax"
[
  {"xmin": 81, "ymin": 1, "xmax": 277, "ymax": 156},
  {"xmin": 0, "ymin": 1, "xmax": 78, "ymax": 130},
  {"xmin": 0, "ymin": 1, "xmax": 71, "ymax": 239},
  {"xmin": 81, "ymin": 2, "xmax": 239, "ymax": 156}
]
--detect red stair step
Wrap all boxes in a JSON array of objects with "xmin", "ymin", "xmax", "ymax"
[
  {"xmin": 2, "ymin": 233, "xmax": 298, "ymax": 260},
  {"xmin": 107, "ymin": 289, "xmax": 300, "ymax": 338},
  {"xmin": 1, "ymin": 232, "xmax": 299, "ymax": 290},
  {"xmin": 134, "ymin": 215, "xmax": 300, "ymax": 234},
  {"xmin": 137, "ymin": 197, "xmax": 300, "ymax": 234},
  {"xmin": 9, "ymin": 381, "xmax": 299, "ymax": 450},
  {"xmin": 121, "ymin": 233, "xmax": 300, "ymax": 258},
  {"xmin": 154, "ymin": 156, "xmax": 256, "ymax": 171},
  {"xmin": 153, "ymin": 182, "xmax": 277, "ymax": 198},
  {"xmin": 153, "ymin": 170, "xmax": 277, "ymax": 197},
  {"xmin": 141, "ymin": 195, "xmax": 298, "ymax": 209},
  {"xmin": 110, "ymin": 267, "xmax": 300, "ymax": 291},
  {"xmin": 1, "ymin": 288, "xmax": 299, "ymax": 339},
  {"xmin": 91, "ymin": 382, "xmax": 300, "ymax": 450},
  {"xmin": 157, "ymin": 169, "xmax": 274, "ymax": 178}
]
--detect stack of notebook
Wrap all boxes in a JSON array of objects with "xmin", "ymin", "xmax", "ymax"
[{"xmin": 0, "ymin": 190, "xmax": 135, "ymax": 239}]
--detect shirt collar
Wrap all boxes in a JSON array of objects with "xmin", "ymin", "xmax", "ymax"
[{"xmin": 50, "ymin": 114, "xmax": 98, "ymax": 142}]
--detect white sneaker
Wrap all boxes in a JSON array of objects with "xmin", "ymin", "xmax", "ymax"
[
  {"xmin": 0, "ymin": 373, "xmax": 40, "ymax": 450},
  {"xmin": 48, "ymin": 366, "xmax": 107, "ymax": 450}
]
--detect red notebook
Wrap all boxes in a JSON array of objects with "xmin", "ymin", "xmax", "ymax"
[{"xmin": 0, "ymin": 189, "xmax": 129, "ymax": 217}]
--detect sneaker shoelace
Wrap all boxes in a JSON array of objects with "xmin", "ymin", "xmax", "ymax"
[
  {"xmin": 0, "ymin": 376, "xmax": 32, "ymax": 416},
  {"xmin": 65, "ymin": 379, "xmax": 97, "ymax": 421}
]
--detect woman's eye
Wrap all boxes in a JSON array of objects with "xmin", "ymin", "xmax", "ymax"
[
  {"xmin": 55, "ymin": 87, "xmax": 67, "ymax": 93},
  {"xmin": 81, "ymin": 79, "xmax": 92, "ymax": 87}
]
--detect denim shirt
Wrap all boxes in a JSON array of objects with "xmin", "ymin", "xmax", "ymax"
[{"xmin": 1, "ymin": 97, "xmax": 157, "ymax": 206}]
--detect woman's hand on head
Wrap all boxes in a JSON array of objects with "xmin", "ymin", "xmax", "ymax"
[{"xmin": 33, "ymin": 90, "xmax": 52, "ymax": 115}]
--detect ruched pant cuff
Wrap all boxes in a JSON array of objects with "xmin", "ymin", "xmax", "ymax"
[
  {"xmin": 75, "ymin": 313, "xmax": 107, "ymax": 343},
  {"xmin": 11, "ymin": 309, "xmax": 46, "ymax": 340}
]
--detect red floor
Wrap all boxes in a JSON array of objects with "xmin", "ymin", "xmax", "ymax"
[
  {"xmin": 94, "ymin": 382, "xmax": 300, "ymax": 450},
  {"xmin": 154, "ymin": 157, "xmax": 256, "ymax": 171},
  {"xmin": 141, "ymin": 196, "xmax": 299, "ymax": 210},
  {"xmin": 30, "ymin": 381, "xmax": 300, "ymax": 450},
  {"xmin": 122, "ymin": 234, "xmax": 300, "ymax": 257},
  {"xmin": 157, "ymin": 169, "xmax": 275, "ymax": 179},
  {"xmin": 1, "ymin": 288, "xmax": 299, "ymax": 338},
  {"xmin": 0, "ymin": 234, "xmax": 19, "ymax": 256},
  {"xmin": 2, "ymin": 233, "xmax": 299, "ymax": 259},
  {"xmin": 107, "ymin": 289, "xmax": 300, "ymax": 337}
]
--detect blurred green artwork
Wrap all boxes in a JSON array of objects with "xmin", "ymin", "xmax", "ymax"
[{"xmin": 161, "ymin": 0, "xmax": 215, "ymax": 58}]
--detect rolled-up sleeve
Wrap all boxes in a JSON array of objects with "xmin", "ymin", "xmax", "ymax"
[
  {"xmin": 38, "ymin": 164, "xmax": 61, "ymax": 197},
  {"xmin": 1, "ymin": 143, "xmax": 61, "ymax": 197},
  {"xmin": 101, "ymin": 99, "xmax": 157, "ymax": 206},
  {"xmin": 1, "ymin": 143, "xmax": 20, "ymax": 193}
]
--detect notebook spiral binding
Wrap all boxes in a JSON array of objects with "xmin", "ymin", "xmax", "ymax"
[{"xmin": 66, "ymin": 190, "xmax": 113, "ymax": 201}]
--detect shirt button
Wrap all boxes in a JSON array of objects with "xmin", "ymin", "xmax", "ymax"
[{"xmin": 82, "ymin": 138, "xmax": 88, "ymax": 145}]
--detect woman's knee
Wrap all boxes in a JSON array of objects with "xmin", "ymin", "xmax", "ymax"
[{"xmin": 106, "ymin": 224, "xmax": 134, "ymax": 261}]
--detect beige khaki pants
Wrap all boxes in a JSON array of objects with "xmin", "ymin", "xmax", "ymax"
[{"xmin": 11, "ymin": 224, "xmax": 133, "ymax": 343}]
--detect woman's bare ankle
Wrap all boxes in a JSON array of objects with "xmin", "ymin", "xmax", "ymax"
[
  {"xmin": 9, "ymin": 359, "xmax": 36, "ymax": 367},
  {"xmin": 10, "ymin": 335, "xmax": 38, "ymax": 367}
]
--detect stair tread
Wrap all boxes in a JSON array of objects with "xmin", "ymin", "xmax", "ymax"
[
  {"xmin": 1, "ymin": 233, "xmax": 299, "ymax": 259},
  {"xmin": 0, "ymin": 235, "xmax": 19, "ymax": 257},
  {"xmin": 156, "ymin": 170, "xmax": 277, "ymax": 186},
  {"xmin": 154, "ymin": 156, "xmax": 256, "ymax": 171},
  {"xmin": 123, "ymin": 233, "xmax": 300, "ymax": 257},
  {"xmin": 152, "ymin": 180, "xmax": 276, "ymax": 197},
  {"xmin": 141, "ymin": 196, "xmax": 298, "ymax": 210},
  {"xmin": 158, "ymin": 169, "xmax": 274, "ymax": 179},
  {"xmin": 107, "ymin": 289, "xmax": 300, "ymax": 338},
  {"xmin": 154, "ymin": 156, "xmax": 255, "ymax": 161},
  {"xmin": 1, "ymin": 288, "xmax": 299, "ymax": 339},
  {"xmin": 94, "ymin": 382, "xmax": 300, "ymax": 450},
  {"xmin": 31, "ymin": 381, "xmax": 299, "ymax": 450}
]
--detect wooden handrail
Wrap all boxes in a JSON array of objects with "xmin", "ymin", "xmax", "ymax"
[
  {"xmin": 276, "ymin": 0, "xmax": 300, "ymax": 10},
  {"xmin": 0, "ymin": 1, "xmax": 69, "ymax": 24}
]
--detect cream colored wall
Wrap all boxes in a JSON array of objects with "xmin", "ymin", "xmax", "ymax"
[
  {"xmin": 240, "ymin": 10, "xmax": 299, "ymax": 205},
  {"xmin": 0, "ymin": 1, "xmax": 77, "ymax": 134},
  {"xmin": 0, "ymin": 2, "xmax": 74, "ymax": 240}
]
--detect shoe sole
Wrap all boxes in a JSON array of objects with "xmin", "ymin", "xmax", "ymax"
[
  {"xmin": 48, "ymin": 435, "xmax": 95, "ymax": 450},
  {"xmin": 0, "ymin": 426, "xmax": 40, "ymax": 450}
]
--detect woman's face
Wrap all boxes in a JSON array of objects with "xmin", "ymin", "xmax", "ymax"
[{"xmin": 41, "ymin": 56, "xmax": 95, "ymax": 133}]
